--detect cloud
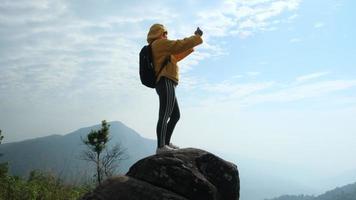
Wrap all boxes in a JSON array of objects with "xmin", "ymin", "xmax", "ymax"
[
  {"xmin": 191, "ymin": 72, "xmax": 356, "ymax": 108},
  {"xmin": 0, "ymin": 0, "xmax": 66, "ymax": 25},
  {"xmin": 243, "ymin": 79, "xmax": 356, "ymax": 105},
  {"xmin": 196, "ymin": 0, "xmax": 301, "ymax": 38},
  {"xmin": 0, "ymin": 0, "xmax": 305, "ymax": 139},
  {"xmin": 233, "ymin": 74, "xmax": 244, "ymax": 79},
  {"xmin": 290, "ymin": 37, "xmax": 302, "ymax": 43},
  {"xmin": 296, "ymin": 71, "xmax": 330, "ymax": 82},
  {"xmin": 1, "ymin": 0, "xmax": 209, "ymax": 139},
  {"xmin": 314, "ymin": 22, "xmax": 325, "ymax": 29},
  {"xmin": 0, "ymin": 1, "xmax": 175, "ymax": 99},
  {"xmin": 247, "ymin": 71, "xmax": 261, "ymax": 76},
  {"xmin": 1, "ymin": 0, "xmax": 303, "ymax": 99}
]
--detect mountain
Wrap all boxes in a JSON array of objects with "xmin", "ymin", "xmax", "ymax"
[
  {"xmin": 267, "ymin": 182, "xmax": 356, "ymax": 200},
  {"xmin": 215, "ymin": 151, "xmax": 317, "ymax": 200},
  {"xmin": 0, "ymin": 121, "xmax": 155, "ymax": 183}
]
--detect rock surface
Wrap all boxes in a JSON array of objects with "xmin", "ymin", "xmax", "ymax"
[{"xmin": 81, "ymin": 148, "xmax": 239, "ymax": 200}]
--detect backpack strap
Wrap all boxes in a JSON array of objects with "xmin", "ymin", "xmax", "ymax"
[{"xmin": 156, "ymin": 56, "xmax": 170, "ymax": 77}]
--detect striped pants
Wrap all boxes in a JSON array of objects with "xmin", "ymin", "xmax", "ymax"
[{"xmin": 155, "ymin": 77, "xmax": 180, "ymax": 148}]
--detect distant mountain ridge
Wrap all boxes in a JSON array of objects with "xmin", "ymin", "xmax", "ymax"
[
  {"xmin": 0, "ymin": 121, "xmax": 155, "ymax": 183},
  {"xmin": 267, "ymin": 182, "xmax": 356, "ymax": 200}
]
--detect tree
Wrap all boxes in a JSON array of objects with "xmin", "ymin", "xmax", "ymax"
[
  {"xmin": 0, "ymin": 129, "xmax": 3, "ymax": 144},
  {"xmin": 0, "ymin": 130, "xmax": 10, "ymax": 191},
  {"xmin": 0, "ymin": 129, "xmax": 3, "ymax": 157},
  {"xmin": 81, "ymin": 120, "xmax": 126, "ymax": 185}
]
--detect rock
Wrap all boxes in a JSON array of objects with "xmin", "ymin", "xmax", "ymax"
[
  {"xmin": 80, "ymin": 176, "xmax": 188, "ymax": 200},
  {"xmin": 81, "ymin": 148, "xmax": 239, "ymax": 200}
]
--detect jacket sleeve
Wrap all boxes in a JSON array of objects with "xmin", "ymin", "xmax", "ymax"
[
  {"xmin": 174, "ymin": 48, "xmax": 194, "ymax": 62},
  {"xmin": 164, "ymin": 35, "xmax": 203, "ymax": 55}
]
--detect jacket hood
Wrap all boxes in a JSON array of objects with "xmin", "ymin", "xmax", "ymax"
[{"xmin": 147, "ymin": 24, "xmax": 167, "ymax": 44}]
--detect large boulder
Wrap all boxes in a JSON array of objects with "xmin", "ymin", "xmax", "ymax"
[
  {"xmin": 81, "ymin": 148, "xmax": 239, "ymax": 200},
  {"xmin": 80, "ymin": 176, "xmax": 188, "ymax": 200}
]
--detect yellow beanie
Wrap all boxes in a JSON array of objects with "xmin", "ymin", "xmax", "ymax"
[{"xmin": 147, "ymin": 24, "xmax": 167, "ymax": 44}]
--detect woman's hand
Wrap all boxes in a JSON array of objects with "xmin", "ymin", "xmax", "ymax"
[{"xmin": 194, "ymin": 27, "xmax": 203, "ymax": 36}]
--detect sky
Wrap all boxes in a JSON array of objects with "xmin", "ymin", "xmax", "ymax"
[{"xmin": 1, "ymin": 0, "xmax": 356, "ymax": 189}]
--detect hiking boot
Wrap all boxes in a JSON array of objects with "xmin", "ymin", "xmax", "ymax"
[
  {"xmin": 156, "ymin": 145, "xmax": 175, "ymax": 154},
  {"xmin": 168, "ymin": 143, "xmax": 180, "ymax": 149}
]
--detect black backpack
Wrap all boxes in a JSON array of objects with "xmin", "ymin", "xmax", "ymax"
[{"xmin": 139, "ymin": 45, "xmax": 167, "ymax": 88}]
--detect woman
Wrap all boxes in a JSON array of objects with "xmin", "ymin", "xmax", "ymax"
[{"xmin": 146, "ymin": 24, "xmax": 203, "ymax": 154}]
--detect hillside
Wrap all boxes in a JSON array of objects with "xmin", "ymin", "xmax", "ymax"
[
  {"xmin": 267, "ymin": 182, "xmax": 356, "ymax": 200},
  {"xmin": 0, "ymin": 121, "xmax": 155, "ymax": 183}
]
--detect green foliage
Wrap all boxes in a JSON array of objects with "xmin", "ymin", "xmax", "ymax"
[
  {"xmin": 0, "ymin": 162, "xmax": 9, "ymax": 178},
  {"xmin": 0, "ymin": 129, "xmax": 3, "ymax": 144},
  {"xmin": 85, "ymin": 120, "xmax": 110, "ymax": 153},
  {"xmin": 0, "ymin": 129, "xmax": 3, "ymax": 157},
  {"xmin": 267, "ymin": 182, "xmax": 356, "ymax": 200},
  {"xmin": 0, "ymin": 166, "xmax": 89, "ymax": 200}
]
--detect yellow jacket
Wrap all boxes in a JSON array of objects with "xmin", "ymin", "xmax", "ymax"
[{"xmin": 146, "ymin": 24, "xmax": 203, "ymax": 84}]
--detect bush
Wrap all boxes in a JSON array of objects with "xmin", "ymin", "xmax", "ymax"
[{"xmin": 0, "ymin": 166, "xmax": 89, "ymax": 200}]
